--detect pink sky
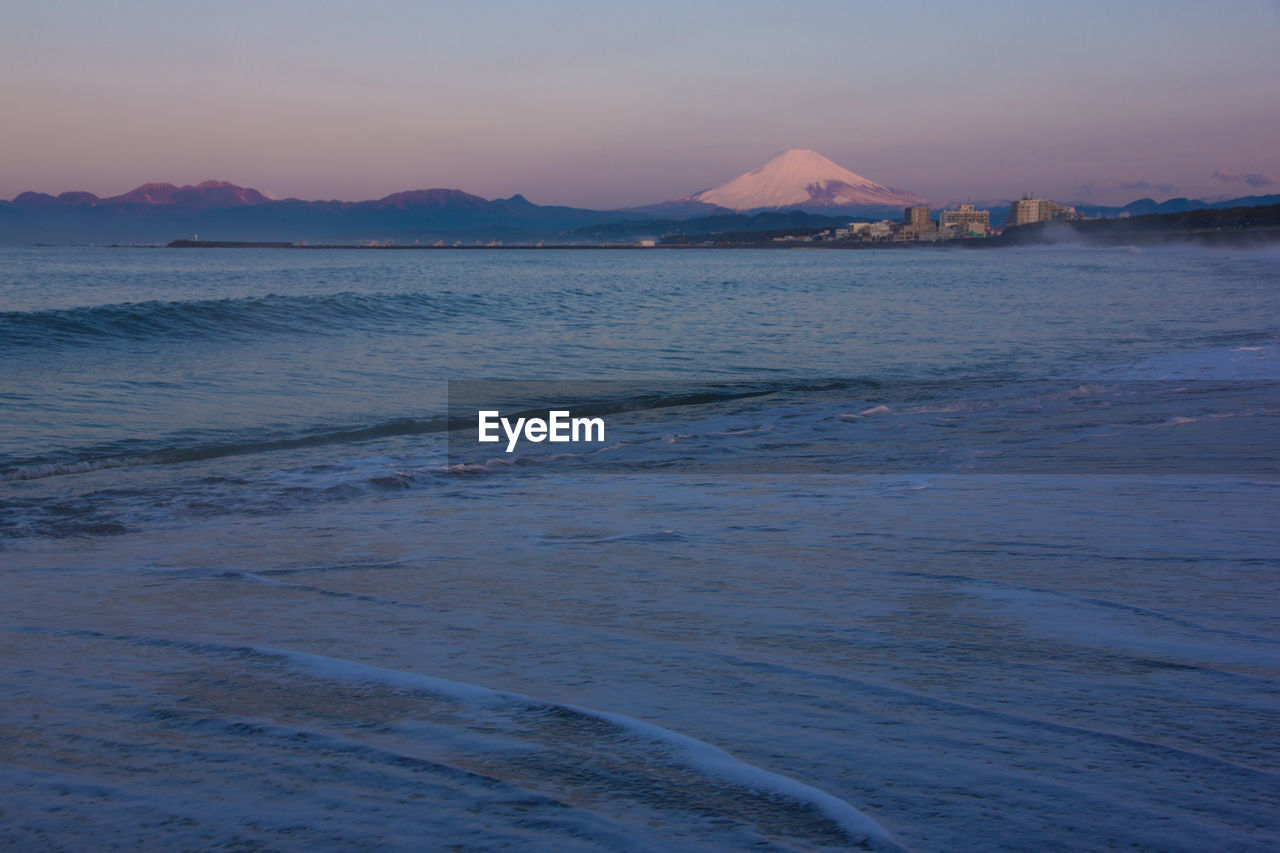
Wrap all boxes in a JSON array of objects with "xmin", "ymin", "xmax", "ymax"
[{"xmin": 2, "ymin": 1, "xmax": 1277, "ymax": 208}]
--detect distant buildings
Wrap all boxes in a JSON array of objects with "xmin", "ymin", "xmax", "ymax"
[
  {"xmin": 902, "ymin": 205, "xmax": 937, "ymax": 237},
  {"xmin": 815, "ymin": 206, "xmax": 992, "ymax": 244},
  {"xmin": 864, "ymin": 220, "xmax": 895, "ymax": 239},
  {"xmin": 940, "ymin": 203, "xmax": 990, "ymax": 235},
  {"xmin": 904, "ymin": 205, "xmax": 932, "ymax": 229},
  {"xmin": 749, "ymin": 191, "xmax": 1094, "ymax": 245},
  {"xmin": 1006, "ymin": 194, "xmax": 1079, "ymax": 228},
  {"xmin": 753, "ymin": 193, "xmax": 1091, "ymax": 244}
]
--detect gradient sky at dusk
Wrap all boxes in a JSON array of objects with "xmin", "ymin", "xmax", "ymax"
[{"xmin": 3, "ymin": 0, "xmax": 1278, "ymax": 207}]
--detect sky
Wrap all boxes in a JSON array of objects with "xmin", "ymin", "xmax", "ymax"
[{"xmin": 2, "ymin": 0, "xmax": 1278, "ymax": 208}]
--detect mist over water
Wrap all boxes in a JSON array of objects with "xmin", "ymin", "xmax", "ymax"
[{"xmin": 2, "ymin": 245, "xmax": 1278, "ymax": 851}]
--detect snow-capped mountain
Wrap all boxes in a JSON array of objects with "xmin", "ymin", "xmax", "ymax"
[{"xmin": 681, "ymin": 149, "xmax": 926, "ymax": 211}]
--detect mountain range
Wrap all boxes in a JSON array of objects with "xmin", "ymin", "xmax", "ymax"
[
  {"xmin": 3, "ymin": 153, "xmax": 1277, "ymax": 244},
  {"xmin": 0, "ymin": 181, "xmax": 623, "ymax": 244}
]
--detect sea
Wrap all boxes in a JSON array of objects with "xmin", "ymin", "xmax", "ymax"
[{"xmin": 1, "ymin": 244, "xmax": 1278, "ymax": 851}]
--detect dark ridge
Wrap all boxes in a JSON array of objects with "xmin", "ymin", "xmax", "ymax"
[
  {"xmin": 168, "ymin": 239, "xmax": 295, "ymax": 248},
  {"xmin": 990, "ymin": 203, "xmax": 1280, "ymax": 247}
]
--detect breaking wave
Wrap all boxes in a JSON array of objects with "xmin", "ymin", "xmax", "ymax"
[
  {"xmin": 1, "ymin": 379, "xmax": 877, "ymax": 482},
  {"xmin": 0, "ymin": 290, "xmax": 506, "ymax": 348}
]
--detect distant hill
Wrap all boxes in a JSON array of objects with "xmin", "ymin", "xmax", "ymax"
[
  {"xmin": 10, "ymin": 180, "xmax": 272, "ymax": 210},
  {"xmin": 979, "ymin": 193, "xmax": 1280, "ymax": 228},
  {"xmin": 992, "ymin": 203, "xmax": 1280, "ymax": 247},
  {"xmin": 1074, "ymin": 193, "xmax": 1280, "ymax": 219},
  {"xmin": 0, "ymin": 181, "xmax": 641, "ymax": 244}
]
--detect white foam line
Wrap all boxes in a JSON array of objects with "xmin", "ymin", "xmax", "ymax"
[
  {"xmin": 258, "ymin": 646, "xmax": 901, "ymax": 849},
  {"xmin": 575, "ymin": 704, "xmax": 897, "ymax": 847},
  {"xmin": 2, "ymin": 453, "xmax": 163, "ymax": 482},
  {"xmin": 264, "ymin": 647, "xmax": 498, "ymax": 703},
  {"xmin": 235, "ymin": 571, "xmax": 294, "ymax": 587}
]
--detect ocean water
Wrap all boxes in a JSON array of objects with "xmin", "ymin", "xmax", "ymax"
[{"xmin": 1, "ymin": 245, "xmax": 1278, "ymax": 851}]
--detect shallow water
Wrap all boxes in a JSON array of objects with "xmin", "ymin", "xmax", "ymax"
[{"xmin": 2, "ymin": 245, "xmax": 1278, "ymax": 850}]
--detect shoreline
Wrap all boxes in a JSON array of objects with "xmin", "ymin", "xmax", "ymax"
[
  {"xmin": 156, "ymin": 226, "xmax": 1280, "ymax": 251},
  {"xmin": 13, "ymin": 203, "xmax": 1279, "ymax": 250}
]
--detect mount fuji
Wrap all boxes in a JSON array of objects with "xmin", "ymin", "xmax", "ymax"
[{"xmin": 671, "ymin": 148, "xmax": 926, "ymax": 212}]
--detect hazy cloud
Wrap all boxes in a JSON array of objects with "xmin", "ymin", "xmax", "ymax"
[
  {"xmin": 1211, "ymin": 169, "xmax": 1275, "ymax": 188},
  {"xmin": 1120, "ymin": 179, "xmax": 1152, "ymax": 190},
  {"xmin": 1156, "ymin": 184, "xmax": 1178, "ymax": 194}
]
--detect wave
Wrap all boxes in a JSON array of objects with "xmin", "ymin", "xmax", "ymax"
[
  {"xmin": 1094, "ymin": 340, "xmax": 1280, "ymax": 381},
  {"xmin": 1, "ymin": 417, "xmax": 452, "ymax": 482},
  {"xmin": 2, "ymin": 379, "xmax": 879, "ymax": 482},
  {"xmin": 9, "ymin": 373, "xmax": 1279, "ymax": 485},
  {"xmin": 14, "ymin": 372, "xmax": 1279, "ymax": 484},
  {"xmin": 5, "ymin": 625, "xmax": 902, "ymax": 848},
  {"xmin": 0, "ymin": 290, "xmax": 504, "ymax": 348},
  {"xmin": 262, "ymin": 646, "xmax": 902, "ymax": 849}
]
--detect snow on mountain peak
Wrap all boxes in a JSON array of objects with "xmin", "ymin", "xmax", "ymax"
[{"xmin": 689, "ymin": 148, "xmax": 925, "ymax": 211}]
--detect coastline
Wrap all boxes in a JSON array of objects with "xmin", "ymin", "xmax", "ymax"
[{"xmin": 155, "ymin": 202, "xmax": 1280, "ymax": 251}]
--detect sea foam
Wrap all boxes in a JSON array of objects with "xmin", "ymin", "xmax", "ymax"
[{"xmin": 259, "ymin": 646, "xmax": 901, "ymax": 849}]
